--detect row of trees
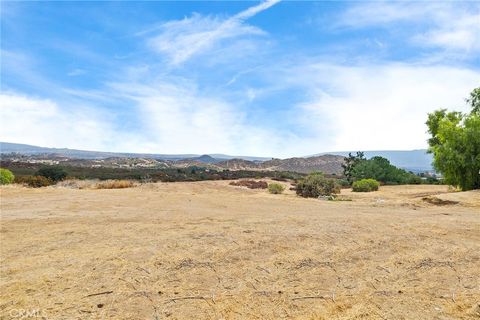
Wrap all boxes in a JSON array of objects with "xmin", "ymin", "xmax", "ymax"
[{"xmin": 342, "ymin": 152, "xmax": 420, "ymax": 185}]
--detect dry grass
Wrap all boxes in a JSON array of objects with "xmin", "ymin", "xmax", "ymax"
[
  {"xmin": 95, "ymin": 179, "xmax": 136, "ymax": 189},
  {"xmin": 54, "ymin": 179, "xmax": 137, "ymax": 189},
  {"xmin": 0, "ymin": 182, "xmax": 479, "ymax": 319}
]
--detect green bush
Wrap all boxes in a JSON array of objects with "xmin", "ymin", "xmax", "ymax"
[
  {"xmin": 296, "ymin": 172, "xmax": 341, "ymax": 198},
  {"xmin": 352, "ymin": 179, "xmax": 380, "ymax": 192},
  {"xmin": 0, "ymin": 168, "xmax": 15, "ymax": 185},
  {"xmin": 268, "ymin": 183, "xmax": 285, "ymax": 194},
  {"xmin": 15, "ymin": 175, "xmax": 53, "ymax": 188},
  {"xmin": 338, "ymin": 178, "xmax": 351, "ymax": 187},
  {"xmin": 36, "ymin": 166, "xmax": 67, "ymax": 182},
  {"xmin": 406, "ymin": 174, "xmax": 422, "ymax": 185}
]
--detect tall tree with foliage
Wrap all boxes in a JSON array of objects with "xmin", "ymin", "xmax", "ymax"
[
  {"xmin": 426, "ymin": 88, "xmax": 480, "ymax": 191},
  {"xmin": 466, "ymin": 87, "xmax": 480, "ymax": 115},
  {"xmin": 342, "ymin": 151, "xmax": 365, "ymax": 183}
]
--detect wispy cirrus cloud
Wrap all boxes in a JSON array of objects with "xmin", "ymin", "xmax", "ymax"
[
  {"xmin": 146, "ymin": 0, "xmax": 280, "ymax": 65},
  {"xmin": 337, "ymin": 1, "xmax": 480, "ymax": 55}
]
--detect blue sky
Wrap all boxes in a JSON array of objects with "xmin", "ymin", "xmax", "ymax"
[{"xmin": 1, "ymin": 1, "xmax": 479, "ymax": 157}]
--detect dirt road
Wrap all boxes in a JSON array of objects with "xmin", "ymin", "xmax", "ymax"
[{"xmin": 1, "ymin": 182, "xmax": 479, "ymax": 319}]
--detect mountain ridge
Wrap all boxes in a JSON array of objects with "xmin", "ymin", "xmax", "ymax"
[{"xmin": 0, "ymin": 142, "xmax": 433, "ymax": 172}]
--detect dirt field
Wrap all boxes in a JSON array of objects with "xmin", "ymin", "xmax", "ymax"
[{"xmin": 1, "ymin": 181, "xmax": 479, "ymax": 319}]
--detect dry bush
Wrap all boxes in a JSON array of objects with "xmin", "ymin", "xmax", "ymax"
[
  {"xmin": 268, "ymin": 183, "xmax": 285, "ymax": 194},
  {"xmin": 95, "ymin": 180, "xmax": 136, "ymax": 189},
  {"xmin": 14, "ymin": 175, "xmax": 53, "ymax": 188},
  {"xmin": 229, "ymin": 180, "xmax": 268, "ymax": 189},
  {"xmin": 296, "ymin": 173, "xmax": 340, "ymax": 197}
]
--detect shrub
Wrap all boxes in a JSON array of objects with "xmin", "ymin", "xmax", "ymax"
[
  {"xmin": 406, "ymin": 174, "xmax": 422, "ymax": 185},
  {"xmin": 15, "ymin": 175, "xmax": 53, "ymax": 188},
  {"xmin": 0, "ymin": 168, "xmax": 15, "ymax": 185},
  {"xmin": 229, "ymin": 180, "xmax": 268, "ymax": 189},
  {"xmin": 296, "ymin": 172, "xmax": 341, "ymax": 198},
  {"xmin": 96, "ymin": 180, "xmax": 135, "ymax": 189},
  {"xmin": 338, "ymin": 178, "xmax": 351, "ymax": 188},
  {"xmin": 36, "ymin": 166, "xmax": 67, "ymax": 182},
  {"xmin": 352, "ymin": 179, "xmax": 380, "ymax": 192},
  {"xmin": 268, "ymin": 183, "xmax": 285, "ymax": 194}
]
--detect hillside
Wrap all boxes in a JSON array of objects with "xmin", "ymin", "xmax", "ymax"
[{"xmin": 261, "ymin": 154, "xmax": 345, "ymax": 174}]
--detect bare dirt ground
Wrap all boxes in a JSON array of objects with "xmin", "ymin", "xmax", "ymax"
[{"xmin": 1, "ymin": 181, "xmax": 479, "ymax": 319}]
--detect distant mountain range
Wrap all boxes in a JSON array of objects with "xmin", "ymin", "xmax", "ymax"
[
  {"xmin": 0, "ymin": 142, "xmax": 434, "ymax": 173},
  {"xmin": 0, "ymin": 142, "xmax": 269, "ymax": 161}
]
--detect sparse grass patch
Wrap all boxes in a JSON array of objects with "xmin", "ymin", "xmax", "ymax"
[{"xmin": 329, "ymin": 196, "xmax": 353, "ymax": 201}]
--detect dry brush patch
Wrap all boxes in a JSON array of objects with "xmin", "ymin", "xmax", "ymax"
[
  {"xmin": 95, "ymin": 179, "xmax": 136, "ymax": 189},
  {"xmin": 229, "ymin": 179, "xmax": 268, "ymax": 189}
]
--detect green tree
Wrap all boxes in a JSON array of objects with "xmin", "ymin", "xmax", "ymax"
[
  {"xmin": 342, "ymin": 151, "xmax": 365, "ymax": 183},
  {"xmin": 36, "ymin": 166, "xmax": 68, "ymax": 182},
  {"xmin": 350, "ymin": 156, "xmax": 412, "ymax": 184},
  {"xmin": 426, "ymin": 88, "xmax": 480, "ymax": 190},
  {"xmin": 466, "ymin": 87, "xmax": 480, "ymax": 115}
]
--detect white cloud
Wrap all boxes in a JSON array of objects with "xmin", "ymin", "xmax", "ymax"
[
  {"xmin": 0, "ymin": 93, "xmax": 128, "ymax": 151},
  {"xmin": 293, "ymin": 63, "xmax": 480, "ymax": 152},
  {"xmin": 106, "ymin": 81, "xmax": 292, "ymax": 156},
  {"xmin": 147, "ymin": 0, "xmax": 279, "ymax": 65},
  {"xmin": 337, "ymin": 1, "xmax": 480, "ymax": 54}
]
